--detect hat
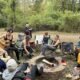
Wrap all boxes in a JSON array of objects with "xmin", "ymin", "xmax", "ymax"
[
  {"xmin": 18, "ymin": 33, "xmax": 24, "ymax": 41},
  {"xmin": 26, "ymin": 24, "xmax": 29, "ymax": 28},
  {"xmin": 6, "ymin": 59, "xmax": 18, "ymax": 71}
]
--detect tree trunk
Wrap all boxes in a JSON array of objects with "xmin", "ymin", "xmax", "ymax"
[
  {"xmin": 11, "ymin": 0, "xmax": 16, "ymax": 29},
  {"xmin": 62, "ymin": 1, "xmax": 65, "ymax": 13},
  {"xmin": 72, "ymin": 0, "xmax": 75, "ymax": 12}
]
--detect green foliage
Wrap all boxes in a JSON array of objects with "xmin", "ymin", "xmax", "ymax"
[
  {"xmin": 0, "ymin": 0, "xmax": 80, "ymax": 32},
  {"xmin": 61, "ymin": 12, "xmax": 80, "ymax": 32}
]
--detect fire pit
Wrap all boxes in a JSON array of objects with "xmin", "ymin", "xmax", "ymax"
[
  {"xmin": 27, "ymin": 55, "xmax": 66, "ymax": 73},
  {"xmin": 36, "ymin": 56, "xmax": 65, "ymax": 73}
]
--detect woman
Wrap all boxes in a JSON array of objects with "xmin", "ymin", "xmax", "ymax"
[
  {"xmin": 23, "ymin": 36, "xmax": 33, "ymax": 58},
  {"xmin": 0, "ymin": 29, "xmax": 20, "ymax": 60}
]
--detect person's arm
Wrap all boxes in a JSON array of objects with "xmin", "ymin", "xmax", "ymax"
[
  {"xmin": 0, "ymin": 48, "xmax": 7, "ymax": 54},
  {"xmin": 0, "ymin": 34, "xmax": 5, "ymax": 39},
  {"xmin": 11, "ymin": 35, "xmax": 15, "ymax": 43},
  {"xmin": 42, "ymin": 36, "xmax": 45, "ymax": 44},
  {"xmin": 23, "ymin": 40, "xmax": 29, "ymax": 54}
]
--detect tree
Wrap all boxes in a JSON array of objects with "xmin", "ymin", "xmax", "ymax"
[
  {"xmin": 72, "ymin": 0, "xmax": 76, "ymax": 12},
  {"xmin": 10, "ymin": 0, "xmax": 17, "ymax": 28},
  {"xmin": 32, "ymin": 0, "xmax": 43, "ymax": 13}
]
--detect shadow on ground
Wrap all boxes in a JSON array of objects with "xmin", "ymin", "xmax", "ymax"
[{"xmin": 36, "ymin": 71, "xmax": 64, "ymax": 80}]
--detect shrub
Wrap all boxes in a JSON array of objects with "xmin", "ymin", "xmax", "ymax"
[{"xmin": 60, "ymin": 11, "xmax": 80, "ymax": 32}]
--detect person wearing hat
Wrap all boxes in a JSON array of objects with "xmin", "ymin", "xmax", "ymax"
[
  {"xmin": 2, "ymin": 59, "xmax": 43, "ymax": 80},
  {"xmin": 2, "ymin": 59, "xmax": 18, "ymax": 80},
  {"xmin": 24, "ymin": 23, "xmax": 32, "ymax": 38},
  {"xmin": 22, "ymin": 35, "xmax": 34, "ymax": 58}
]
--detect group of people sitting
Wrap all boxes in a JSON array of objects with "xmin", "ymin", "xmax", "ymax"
[
  {"xmin": 0, "ymin": 24, "xmax": 80, "ymax": 80},
  {"xmin": 0, "ymin": 24, "xmax": 37, "ymax": 80},
  {"xmin": 0, "ymin": 24, "xmax": 62, "ymax": 80}
]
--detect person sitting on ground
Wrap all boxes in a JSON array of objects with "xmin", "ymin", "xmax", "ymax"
[
  {"xmin": 23, "ymin": 36, "xmax": 34, "ymax": 58},
  {"xmin": 0, "ymin": 29, "xmax": 20, "ymax": 61},
  {"xmin": 16, "ymin": 33, "xmax": 25, "ymax": 57},
  {"xmin": 2, "ymin": 59, "xmax": 43, "ymax": 80},
  {"xmin": 40, "ymin": 35, "xmax": 60, "ymax": 55},
  {"xmin": 42, "ymin": 32, "xmax": 50, "ymax": 44}
]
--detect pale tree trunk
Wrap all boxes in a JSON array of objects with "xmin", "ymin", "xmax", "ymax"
[
  {"xmin": 72, "ymin": 0, "xmax": 75, "ymax": 12},
  {"xmin": 62, "ymin": 1, "xmax": 65, "ymax": 13}
]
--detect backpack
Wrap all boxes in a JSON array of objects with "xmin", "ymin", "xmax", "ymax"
[{"xmin": 61, "ymin": 42, "xmax": 73, "ymax": 53}]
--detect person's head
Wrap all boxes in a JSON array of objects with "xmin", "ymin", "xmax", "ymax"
[
  {"xmin": 44, "ymin": 32, "xmax": 48, "ymax": 36},
  {"xmin": 7, "ymin": 29, "xmax": 13, "ymax": 35},
  {"xmin": 18, "ymin": 33, "xmax": 24, "ymax": 41},
  {"xmin": 55, "ymin": 35, "xmax": 59, "ymax": 40},
  {"xmin": 55, "ymin": 35, "xmax": 59, "ymax": 39},
  {"xmin": 25, "ymin": 36, "xmax": 30, "ymax": 41},
  {"xmin": 6, "ymin": 59, "xmax": 18, "ymax": 72}
]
